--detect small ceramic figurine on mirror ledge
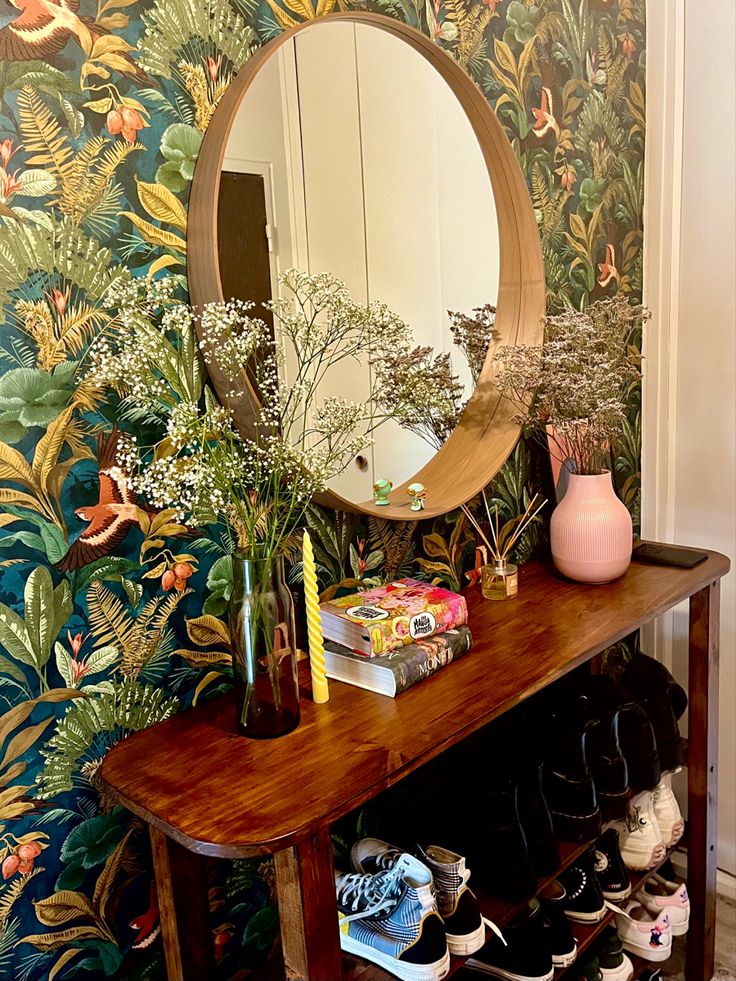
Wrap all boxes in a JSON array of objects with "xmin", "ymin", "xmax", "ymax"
[
  {"xmin": 373, "ymin": 478, "xmax": 393, "ymax": 506},
  {"xmin": 407, "ymin": 483, "xmax": 426, "ymax": 511},
  {"xmin": 462, "ymin": 491, "xmax": 546, "ymax": 600}
]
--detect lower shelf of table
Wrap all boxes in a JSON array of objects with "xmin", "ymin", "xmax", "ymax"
[{"xmin": 341, "ymin": 843, "xmax": 682, "ymax": 981}]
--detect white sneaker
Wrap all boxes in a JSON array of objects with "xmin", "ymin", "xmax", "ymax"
[
  {"xmin": 610, "ymin": 900, "xmax": 673, "ymax": 963},
  {"xmin": 610, "ymin": 790, "xmax": 666, "ymax": 870},
  {"xmin": 636, "ymin": 872, "xmax": 690, "ymax": 936},
  {"xmin": 651, "ymin": 771, "xmax": 685, "ymax": 847}
]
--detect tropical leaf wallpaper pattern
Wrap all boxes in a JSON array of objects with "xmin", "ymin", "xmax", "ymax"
[{"xmin": 0, "ymin": 0, "xmax": 645, "ymax": 977}]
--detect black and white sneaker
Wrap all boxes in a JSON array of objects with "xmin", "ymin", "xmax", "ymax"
[
  {"xmin": 336, "ymin": 853, "xmax": 450, "ymax": 981},
  {"xmin": 593, "ymin": 829, "xmax": 631, "ymax": 902},
  {"xmin": 351, "ymin": 839, "xmax": 485, "ymax": 956},
  {"xmin": 538, "ymin": 880, "xmax": 578, "ymax": 968},
  {"xmin": 559, "ymin": 849, "xmax": 607, "ymax": 923},
  {"xmin": 420, "ymin": 845, "xmax": 486, "ymax": 955},
  {"xmin": 465, "ymin": 900, "xmax": 554, "ymax": 981}
]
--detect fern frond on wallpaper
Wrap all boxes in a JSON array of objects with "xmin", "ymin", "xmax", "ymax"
[{"xmin": 0, "ymin": 0, "xmax": 645, "ymax": 976}]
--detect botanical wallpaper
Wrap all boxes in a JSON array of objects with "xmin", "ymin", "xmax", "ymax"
[{"xmin": 0, "ymin": 0, "xmax": 645, "ymax": 977}]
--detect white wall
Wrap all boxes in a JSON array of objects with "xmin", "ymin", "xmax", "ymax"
[{"xmin": 643, "ymin": 0, "xmax": 736, "ymax": 876}]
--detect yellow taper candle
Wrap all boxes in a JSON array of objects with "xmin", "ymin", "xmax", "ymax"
[{"xmin": 303, "ymin": 529, "xmax": 329, "ymax": 703}]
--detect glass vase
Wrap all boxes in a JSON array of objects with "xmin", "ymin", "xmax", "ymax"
[
  {"xmin": 229, "ymin": 553, "xmax": 300, "ymax": 738},
  {"xmin": 481, "ymin": 559, "xmax": 519, "ymax": 601}
]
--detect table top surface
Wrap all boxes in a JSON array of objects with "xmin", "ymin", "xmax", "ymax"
[{"xmin": 100, "ymin": 549, "xmax": 729, "ymax": 857}]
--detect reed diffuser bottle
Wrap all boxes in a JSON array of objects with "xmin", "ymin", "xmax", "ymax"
[{"xmin": 463, "ymin": 491, "xmax": 546, "ymax": 602}]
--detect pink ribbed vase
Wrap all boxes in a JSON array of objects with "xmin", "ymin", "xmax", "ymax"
[{"xmin": 550, "ymin": 471, "xmax": 633, "ymax": 583}]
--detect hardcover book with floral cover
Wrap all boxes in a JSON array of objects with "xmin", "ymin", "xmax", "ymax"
[{"xmin": 319, "ymin": 578, "xmax": 468, "ymax": 657}]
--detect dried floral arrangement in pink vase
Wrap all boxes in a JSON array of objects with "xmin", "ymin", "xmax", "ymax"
[{"xmin": 494, "ymin": 296, "xmax": 650, "ymax": 584}]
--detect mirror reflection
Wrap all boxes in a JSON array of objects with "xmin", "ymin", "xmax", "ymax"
[{"xmin": 218, "ymin": 20, "xmax": 500, "ymax": 501}]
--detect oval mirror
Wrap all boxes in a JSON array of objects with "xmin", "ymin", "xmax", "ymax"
[{"xmin": 188, "ymin": 13, "xmax": 544, "ymax": 520}]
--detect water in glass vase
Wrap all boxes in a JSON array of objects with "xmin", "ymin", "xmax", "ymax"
[{"xmin": 229, "ymin": 554, "xmax": 300, "ymax": 738}]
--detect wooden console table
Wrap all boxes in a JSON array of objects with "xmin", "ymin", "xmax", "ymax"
[{"xmin": 101, "ymin": 550, "xmax": 730, "ymax": 981}]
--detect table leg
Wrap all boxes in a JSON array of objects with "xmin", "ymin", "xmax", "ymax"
[
  {"xmin": 274, "ymin": 827, "xmax": 342, "ymax": 981},
  {"xmin": 149, "ymin": 826, "xmax": 214, "ymax": 981},
  {"xmin": 686, "ymin": 580, "xmax": 720, "ymax": 981}
]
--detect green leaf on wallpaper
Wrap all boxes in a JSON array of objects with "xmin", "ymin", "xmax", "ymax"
[
  {"xmin": 69, "ymin": 556, "xmax": 140, "ymax": 597},
  {"xmin": 5, "ymin": 206, "xmax": 53, "ymax": 230},
  {"xmin": 59, "ymin": 811, "xmax": 128, "ymax": 873},
  {"xmin": 0, "ymin": 365, "xmax": 76, "ymax": 442},
  {"xmin": 17, "ymin": 169, "xmax": 57, "ymax": 198},
  {"xmin": 0, "ymin": 60, "xmax": 76, "ymax": 101},
  {"xmin": 58, "ymin": 95, "xmax": 85, "ymax": 139},
  {"xmin": 504, "ymin": 0, "xmax": 539, "ymax": 46},
  {"xmin": 0, "ymin": 507, "xmax": 69, "ymax": 563},
  {"xmin": 578, "ymin": 176, "xmax": 606, "ymax": 213},
  {"xmin": 0, "ymin": 606, "xmax": 36, "ymax": 666},
  {"xmin": 161, "ymin": 123, "xmax": 202, "ymax": 161},
  {"xmin": 202, "ymin": 555, "xmax": 234, "ymax": 616},
  {"xmin": 243, "ymin": 905, "xmax": 279, "ymax": 953}
]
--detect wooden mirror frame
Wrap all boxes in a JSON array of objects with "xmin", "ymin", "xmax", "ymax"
[{"xmin": 188, "ymin": 12, "xmax": 545, "ymax": 520}]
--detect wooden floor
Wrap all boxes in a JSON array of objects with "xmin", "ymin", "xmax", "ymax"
[{"xmin": 665, "ymin": 894, "xmax": 736, "ymax": 980}]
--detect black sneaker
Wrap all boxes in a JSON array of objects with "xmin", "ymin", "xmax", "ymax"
[
  {"xmin": 517, "ymin": 761, "xmax": 561, "ymax": 878},
  {"xmin": 596, "ymin": 926, "xmax": 634, "ymax": 980},
  {"xmin": 621, "ymin": 653, "xmax": 687, "ymax": 773},
  {"xmin": 576, "ymin": 677, "xmax": 631, "ymax": 820},
  {"xmin": 617, "ymin": 702, "xmax": 661, "ymax": 792},
  {"xmin": 593, "ymin": 829, "xmax": 631, "ymax": 902},
  {"xmin": 543, "ymin": 721, "xmax": 602, "ymax": 842},
  {"xmin": 465, "ymin": 900, "xmax": 553, "ymax": 981},
  {"xmin": 539, "ymin": 880, "xmax": 578, "ymax": 969},
  {"xmin": 471, "ymin": 773, "xmax": 537, "ymax": 903},
  {"xmin": 569, "ymin": 953, "xmax": 603, "ymax": 981},
  {"xmin": 558, "ymin": 849, "xmax": 607, "ymax": 923}
]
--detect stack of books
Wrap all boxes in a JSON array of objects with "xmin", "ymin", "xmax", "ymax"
[{"xmin": 319, "ymin": 579, "xmax": 471, "ymax": 697}]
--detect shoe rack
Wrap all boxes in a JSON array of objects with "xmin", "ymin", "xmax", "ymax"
[
  {"xmin": 338, "ymin": 824, "xmax": 684, "ymax": 981},
  {"xmin": 100, "ymin": 551, "xmax": 729, "ymax": 981}
]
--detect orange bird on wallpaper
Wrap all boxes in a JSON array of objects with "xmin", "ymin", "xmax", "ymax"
[
  {"xmin": 57, "ymin": 429, "xmax": 140, "ymax": 572},
  {"xmin": 0, "ymin": 0, "xmax": 89, "ymax": 60},
  {"xmin": 0, "ymin": 0, "xmax": 149, "ymax": 80},
  {"xmin": 531, "ymin": 87, "xmax": 560, "ymax": 140}
]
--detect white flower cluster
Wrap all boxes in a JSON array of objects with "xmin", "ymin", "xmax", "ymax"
[
  {"xmin": 198, "ymin": 299, "xmax": 267, "ymax": 392},
  {"xmin": 94, "ymin": 269, "xmax": 439, "ymax": 556}
]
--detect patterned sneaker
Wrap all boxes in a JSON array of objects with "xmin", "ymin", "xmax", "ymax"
[
  {"xmin": 635, "ymin": 872, "xmax": 690, "ymax": 936},
  {"xmin": 593, "ymin": 829, "xmax": 631, "ymax": 902},
  {"xmin": 351, "ymin": 839, "xmax": 484, "ymax": 955},
  {"xmin": 559, "ymin": 849, "xmax": 607, "ymax": 923},
  {"xmin": 610, "ymin": 900, "xmax": 672, "ymax": 963},
  {"xmin": 610, "ymin": 790, "xmax": 666, "ymax": 870},
  {"xmin": 336, "ymin": 853, "xmax": 450, "ymax": 981},
  {"xmin": 650, "ymin": 771, "xmax": 685, "ymax": 847},
  {"xmin": 420, "ymin": 845, "xmax": 485, "ymax": 955}
]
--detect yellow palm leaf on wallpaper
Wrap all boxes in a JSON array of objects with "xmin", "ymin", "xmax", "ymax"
[
  {"xmin": 15, "ymin": 299, "xmax": 108, "ymax": 372},
  {"xmin": 120, "ymin": 178, "xmax": 187, "ymax": 258},
  {"xmin": 16, "ymin": 86, "xmax": 143, "ymax": 235},
  {"xmin": 0, "ymin": 409, "xmax": 93, "ymax": 531},
  {"xmin": 265, "ymin": 0, "xmax": 343, "ymax": 31}
]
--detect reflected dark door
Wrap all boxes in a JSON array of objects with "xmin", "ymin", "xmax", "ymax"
[{"xmin": 217, "ymin": 171, "xmax": 274, "ymax": 336}]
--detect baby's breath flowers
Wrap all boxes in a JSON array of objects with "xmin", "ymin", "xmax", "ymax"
[
  {"xmin": 494, "ymin": 295, "xmax": 648, "ymax": 475},
  {"xmin": 89, "ymin": 271, "xmax": 415, "ymax": 560}
]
